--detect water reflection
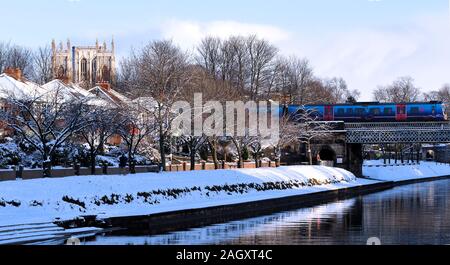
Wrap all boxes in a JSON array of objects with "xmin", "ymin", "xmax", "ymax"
[{"xmin": 86, "ymin": 179, "xmax": 450, "ymax": 245}]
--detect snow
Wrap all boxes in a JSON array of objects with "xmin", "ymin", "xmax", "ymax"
[
  {"xmin": 363, "ymin": 160, "xmax": 450, "ymax": 182},
  {"xmin": 41, "ymin": 80, "xmax": 110, "ymax": 106},
  {"xmin": 0, "ymin": 74, "xmax": 111, "ymax": 107},
  {"xmin": 96, "ymin": 155, "xmax": 119, "ymax": 167},
  {"xmin": 0, "ymin": 74, "xmax": 44, "ymax": 100},
  {"xmin": 88, "ymin": 86, "xmax": 131, "ymax": 106},
  {"xmin": 0, "ymin": 166, "xmax": 377, "ymax": 227}
]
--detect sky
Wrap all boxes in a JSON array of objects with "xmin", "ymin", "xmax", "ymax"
[{"xmin": 1, "ymin": 0, "xmax": 449, "ymax": 100}]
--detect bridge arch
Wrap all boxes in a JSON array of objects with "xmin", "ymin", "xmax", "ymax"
[
  {"xmin": 319, "ymin": 145, "xmax": 336, "ymax": 164},
  {"xmin": 426, "ymin": 150, "xmax": 435, "ymax": 161}
]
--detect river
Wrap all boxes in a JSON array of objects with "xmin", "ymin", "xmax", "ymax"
[{"xmin": 84, "ymin": 179, "xmax": 450, "ymax": 245}]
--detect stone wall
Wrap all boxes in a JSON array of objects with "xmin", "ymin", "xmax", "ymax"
[
  {"xmin": 0, "ymin": 170, "xmax": 15, "ymax": 181},
  {"xmin": 165, "ymin": 161, "xmax": 278, "ymax": 172},
  {"xmin": 0, "ymin": 166, "xmax": 160, "ymax": 182}
]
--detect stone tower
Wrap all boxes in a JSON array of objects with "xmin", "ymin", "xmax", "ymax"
[{"xmin": 52, "ymin": 38, "xmax": 116, "ymax": 88}]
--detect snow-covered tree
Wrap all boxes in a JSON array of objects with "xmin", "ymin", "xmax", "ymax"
[
  {"xmin": 116, "ymin": 102, "xmax": 157, "ymax": 173},
  {"xmin": 176, "ymin": 135, "xmax": 207, "ymax": 170},
  {"xmin": 271, "ymin": 113, "xmax": 300, "ymax": 163},
  {"xmin": 295, "ymin": 108, "xmax": 333, "ymax": 165},
  {"xmin": 79, "ymin": 105, "xmax": 119, "ymax": 174},
  {"xmin": 230, "ymin": 134, "xmax": 260, "ymax": 168},
  {"xmin": 0, "ymin": 87, "xmax": 90, "ymax": 177},
  {"xmin": 270, "ymin": 106, "xmax": 333, "ymax": 165}
]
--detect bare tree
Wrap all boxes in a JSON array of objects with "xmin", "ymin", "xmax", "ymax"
[
  {"xmin": 179, "ymin": 67, "xmax": 243, "ymax": 169},
  {"xmin": 424, "ymin": 84, "xmax": 450, "ymax": 116},
  {"xmin": 226, "ymin": 36, "xmax": 248, "ymax": 93},
  {"xmin": 374, "ymin": 76, "xmax": 421, "ymax": 102},
  {"xmin": 0, "ymin": 42, "xmax": 34, "ymax": 78},
  {"xmin": 5, "ymin": 45, "xmax": 34, "ymax": 78},
  {"xmin": 196, "ymin": 35, "xmax": 278, "ymax": 100},
  {"xmin": 32, "ymin": 46, "xmax": 53, "ymax": 84},
  {"xmin": 0, "ymin": 42, "xmax": 9, "ymax": 74},
  {"xmin": 246, "ymin": 35, "xmax": 278, "ymax": 100},
  {"xmin": 196, "ymin": 37, "xmax": 222, "ymax": 77},
  {"xmin": 423, "ymin": 84, "xmax": 450, "ymax": 102},
  {"xmin": 323, "ymin": 77, "xmax": 360, "ymax": 104},
  {"xmin": 275, "ymin": 56, "xmax": 315, "ymax": 104},
  {"xmin": 117, "ymin": 55, "xmax": 139, "ymax": 96},
  {"xmin": 121, "ymin": 40, "xmax": 190, "ymax": 171}
]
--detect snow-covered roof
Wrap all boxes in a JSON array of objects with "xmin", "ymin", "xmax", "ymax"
[
  {"xmin": 40, "ymin": 79, "xmax": 83, "ymax": 103},
  {"xmin": 132, "ymin": 97, "xmax": 158, "ymax": 110},
  {"xmin": 88, "ymin": 86, "xmax": 132, "ymax": 106},
  {"xmin": 0, "ymin": 73, "xmax": 123, "ymax": 107},
  {"xmin": 42, "ymin": 80, "xmax": 110, "ymax": 106},
  {"xmin": 0, "ymin": 74, "xmax": 45, "ymax": 100}
]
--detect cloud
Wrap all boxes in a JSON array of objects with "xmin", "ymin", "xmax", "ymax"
[
  {"xmin": 277, "ymin": 15, "xmax": 450, "ymax": 100},
  {"xmin": 157, "ymin": 16, "xmax": 449, "ymax": 100},
  {"xmin": 159, "ymin": 19, "xmax": 291, "ymax": 50}
]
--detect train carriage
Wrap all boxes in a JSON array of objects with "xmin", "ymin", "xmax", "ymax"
[{"xmin": 285, "ymin": 102, "xmax": 447, "ymax": 123}]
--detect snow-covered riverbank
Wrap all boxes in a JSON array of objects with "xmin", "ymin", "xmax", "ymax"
[
  {"xmin": 3, "ymin": 162, "xmax": 449, "ymax": 229},
  {"xmin": 0, "ymin": 166, "xmax": 378, "ymax": 227},
  {"xmin": 363, "ymin": 161, "xmax": 450, "ymax": 182}
]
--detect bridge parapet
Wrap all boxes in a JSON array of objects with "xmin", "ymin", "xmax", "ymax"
[{"xmin": 345, "ymin": 122, "xmax": 450, "ymax": 144}]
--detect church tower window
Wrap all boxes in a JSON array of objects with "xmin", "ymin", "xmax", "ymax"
[
  {"xmin": 81, "ymin": 58, "xmax": 88, "ymax": 81},
  {"xmin": 57, "ymin": 65, "xmax": 65, "ymax": 78}
]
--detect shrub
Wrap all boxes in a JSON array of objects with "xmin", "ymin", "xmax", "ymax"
[
  {"xmin": 0, "ymin": 141, "xmax": 24, "ymax": 169},
  {"xmin": 62, "ymin": 196, "xmax": 86, "ymax": 209}
]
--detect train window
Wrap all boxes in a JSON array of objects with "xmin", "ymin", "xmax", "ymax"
[
  {"xmin": 384, "ymin": 108, "xmax": 393, "ymax": 115},
  {"xmin": 397, "ymin": 106, "xmax": 406, "ymax": 115},
  {"xmin": 355, "ymin": 108, "xmax": 364, "ymax": 115},
  {"xmin": 337, "ymin": 108, "xmax": 345, "ymax": 115},
  {"xmin": 410, "ymin": 107, "xmax": 420, "ymax": 115},
  {"xmin": 346, "ymin": 108, "xmax": 353, "ymax": 115},
  {"xmin": 369, "ymin": 108, "xmax": 380, "ymax": 115}
]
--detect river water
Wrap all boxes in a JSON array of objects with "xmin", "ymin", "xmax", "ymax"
[{"xmin": 85, "ymin": 179, "xmax": 450, "ymax": 245}]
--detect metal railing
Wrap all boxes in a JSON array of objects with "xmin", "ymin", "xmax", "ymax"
[{"xmin": 345, "ymin": 122, "xmax": 450, "ymax": 144}]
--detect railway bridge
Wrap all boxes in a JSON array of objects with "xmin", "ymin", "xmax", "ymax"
[{"xmin": 302, "ymin": 121, "xmax": 450, "ymax": 177}]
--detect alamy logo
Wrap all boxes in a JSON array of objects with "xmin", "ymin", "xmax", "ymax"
[{"xmin": 171, "ymin": 94, "xmax": 280, "ymax": 142}]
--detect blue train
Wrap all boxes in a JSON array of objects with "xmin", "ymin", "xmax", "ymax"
[{"xmin": 284, "ymin": 102, "xmax": 447, "ymax": 122}]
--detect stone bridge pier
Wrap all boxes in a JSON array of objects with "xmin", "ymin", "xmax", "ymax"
[
  {"xmin": 309, "ymin": 142, "xmax": 363, "ymax": 178},
  {"xmin": 299, "ymin": 132, "xmax": 364, "ymax": 178}
]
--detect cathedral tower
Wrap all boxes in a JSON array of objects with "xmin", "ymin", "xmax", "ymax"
[{"xmin": 52, "ymin": 38, "xmax": 116, "ymax": 88}]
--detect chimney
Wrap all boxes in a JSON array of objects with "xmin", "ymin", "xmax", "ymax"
[
  {"xmin": 4, "ymin": 68, "xmax": 23, "ymax": 81},
  {"xmin": 60, "ymin": 76, "xmax": 70, "ymax": 84},
  {"xmin": 98, "ymin": 81, "xmax": 111, "ymax": 90}
]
